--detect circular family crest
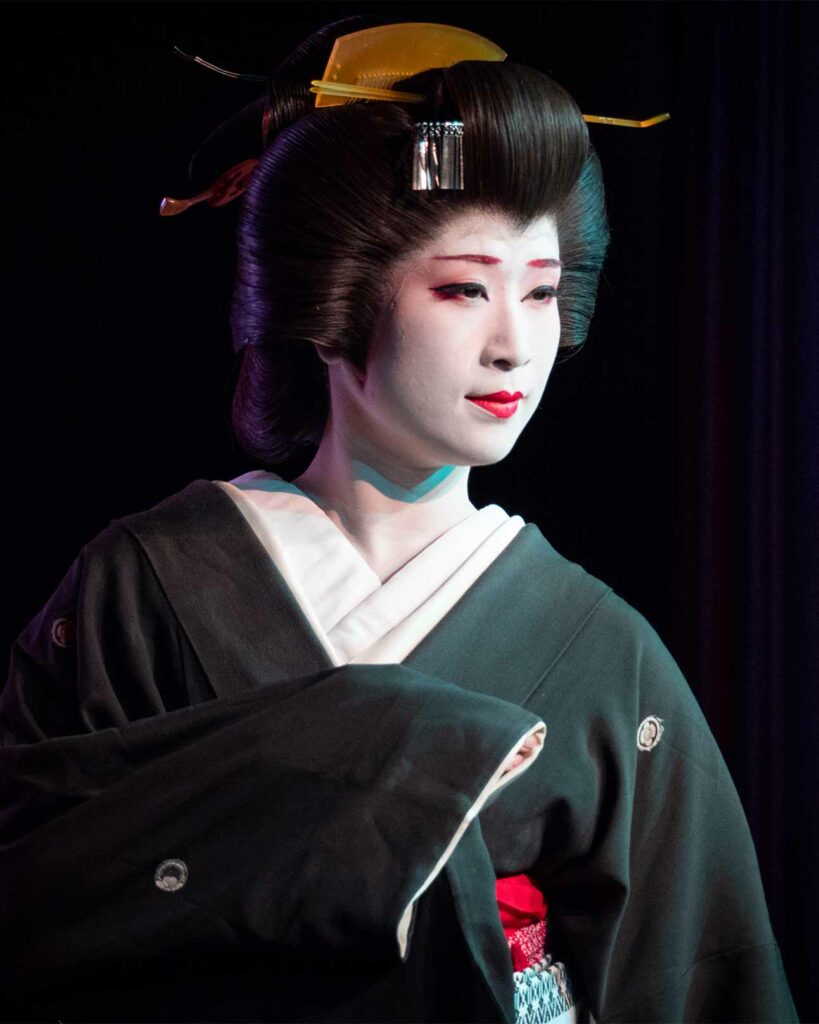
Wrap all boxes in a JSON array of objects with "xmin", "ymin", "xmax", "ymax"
[
  {"xmin": 637, "ymin": 715, "xmax": 665, "ymax": 751},
  {"xmin": 51, "ymin": 617, "xmax": 75, "ymax": 648},
  {"xmin": 154, "ymin": 859, "xmax": 189, "ymax": 892}
]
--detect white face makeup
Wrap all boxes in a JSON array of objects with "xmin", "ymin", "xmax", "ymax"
[{"xmin": 324, "ymin": 209, "xmax": 562, "ymax": 473}]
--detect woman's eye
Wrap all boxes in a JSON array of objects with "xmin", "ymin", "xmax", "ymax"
[
  {"xmin": 530, "ymin": 286, "xmax": 559, "ymax": 303},
  {"xmin": 432, "ymin": 283, "xmax": 559, "ymax": 303},
  {"xmin": 433, "ymin": 283, "xmax": 488, "ymax": 301}
]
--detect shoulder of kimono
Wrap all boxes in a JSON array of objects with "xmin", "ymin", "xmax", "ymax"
[
  {"xmin": 15, "ymin": 479, "xmax": 211, "ymax": 649},
  {"xmin": 67, "ymin": 479, "xmax": 220, "ymax": 576},
  {"xmin": 583, "ymin": 587, "xmax": 725, "ymax": 778}
]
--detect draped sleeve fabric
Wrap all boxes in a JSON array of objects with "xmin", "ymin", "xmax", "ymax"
[
  {"xmin": 1, "ymin": 519, "xmax": 545, "ymax": 1023},
  {"xmin": 473, "ymin": 586, "xmax": 800, "ymax": 1024}
]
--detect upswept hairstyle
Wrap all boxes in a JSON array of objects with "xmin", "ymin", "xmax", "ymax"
[{"xmin": 227, "ymin": 16, "xmax": 609, "ymax": 464}]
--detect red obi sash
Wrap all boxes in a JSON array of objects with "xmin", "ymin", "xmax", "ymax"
[{"xmin": 495, "ymin": 873, "xmax": 548, "ymax": 971}]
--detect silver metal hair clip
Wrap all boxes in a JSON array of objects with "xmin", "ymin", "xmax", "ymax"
[{"xmin": 412, "ymin": 121, "xmax": 464, "ymax": 191}]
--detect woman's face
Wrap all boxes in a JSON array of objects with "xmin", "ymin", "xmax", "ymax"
[{"xmin": 325, "ymin": 209, "xmax": 562, "ymax": 473}]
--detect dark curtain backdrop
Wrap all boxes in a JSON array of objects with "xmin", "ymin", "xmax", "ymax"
[
  {"xmin": 671, "ymin": 5, "xmax": 818, "ymax": 1023},
  {"xmin": 4, "ymin": 2, "xmax": 816, "ymax": 1021}
]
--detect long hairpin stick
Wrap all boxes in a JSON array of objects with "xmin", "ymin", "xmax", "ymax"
[
  {"xmin": 171, "ymin": 46, "xmax": 268, "ymax": 82},
  {"xmin": 309, "ymin": 78, "xmax": 670, "ymax": 127},
  {"xmin": 173, "ymin": 47, "xmax": 670, "ymax": 127}
]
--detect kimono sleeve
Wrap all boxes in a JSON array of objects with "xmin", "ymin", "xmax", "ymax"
[
  {"xmin": 2, "ymin": 522, "xmax": 203, "ymax": 744},
  {"xmin": 1, "ymin": 524, "xmax": 545, "ymax": 1022},
  {"xmin": 545, "ymin": 592, "xmax": 799, "ymax": 1024}
]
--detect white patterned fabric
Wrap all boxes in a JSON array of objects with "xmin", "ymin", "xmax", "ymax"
[
  {"xmin": 507, "ymin": 918, "xmax": 548, "ymax": 971},
  {"xmin": 514, "ymin": 957, "xmax": 577, "ymax": 1024}
]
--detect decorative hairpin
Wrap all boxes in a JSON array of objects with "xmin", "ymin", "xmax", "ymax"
[
  {"xmin": 160, "ymin": 22, "xmax": 670, "ymax": 211},
  {"xmin": 411, "ymin": 121, "xmax": 464, "ymax": 191}
]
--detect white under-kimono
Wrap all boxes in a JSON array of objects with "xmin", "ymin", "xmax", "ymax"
[{"xmin": 216, "ymin": 469, "xmax": 578, "ymax": 1024}]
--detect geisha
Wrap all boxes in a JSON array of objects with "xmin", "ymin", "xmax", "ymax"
[{"xmin": 0, "ymin": 16, "xmax": 798, "ymax": 1024}]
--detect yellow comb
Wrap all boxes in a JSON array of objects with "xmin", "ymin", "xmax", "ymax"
[{"xmin": 309, "ymin": 23, "xmax": 506, "ymax": 107}]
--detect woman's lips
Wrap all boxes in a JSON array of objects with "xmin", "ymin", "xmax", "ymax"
[{"xmin": 466, "ymin": 390, "xmax": 524, "ymax": 420}]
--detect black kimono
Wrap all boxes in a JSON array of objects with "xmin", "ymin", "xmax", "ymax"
[{"xmin": 0, "ymin": 480, "xmax": 798, "ymax": 1023}]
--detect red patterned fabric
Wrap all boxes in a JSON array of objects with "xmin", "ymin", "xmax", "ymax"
[{"xmin": 495, "ymin": 873, "xmax": 549, "ymax": 971}]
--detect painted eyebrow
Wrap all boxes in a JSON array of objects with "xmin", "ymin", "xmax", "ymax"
[{"xmin": 430, "ymin": 254, "xmax": 562, "ymax": 268}]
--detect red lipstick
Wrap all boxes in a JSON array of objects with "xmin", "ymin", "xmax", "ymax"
[{"xmin": 466, "ymin": 390, "xmax": 524, "ymax": 419}]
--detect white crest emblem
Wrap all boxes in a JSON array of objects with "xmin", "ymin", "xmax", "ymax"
[
  {"xmin": 637, "ymin": 715, "xmax": 664, "ymax": 751},
  {"xmin": 154, "ymin": 859, "xmax": 189, "ymax": 892}
]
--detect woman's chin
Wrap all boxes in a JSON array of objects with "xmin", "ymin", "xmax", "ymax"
[
  {"xmin": 374, "ymin": 425, "xmax": 522, "ymax": 472},
  {"xmin": 469, "ymin": 446, "xmax": 518, "ymax": 468},
  {"xmin": 441, "ymin": 436, "xmax": 521, "ymax": 468}
]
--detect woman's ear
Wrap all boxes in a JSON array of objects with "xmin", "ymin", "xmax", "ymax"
[
  {"xmin": 312, "ymin": 343, "xmax": 367, "ymax": 388},
  {"xmin": 312, "ymin": 343, "xmax": 345, "ymax": 367}
]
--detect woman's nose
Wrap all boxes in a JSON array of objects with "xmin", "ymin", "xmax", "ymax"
[{"xmin": 482, "ymin": 313, "xmax": 532, "ymax": 370}]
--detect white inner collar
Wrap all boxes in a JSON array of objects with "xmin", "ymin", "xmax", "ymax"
[{"xmin": 216, "ymin": 470, "xmax": 524, "ymax": 665}]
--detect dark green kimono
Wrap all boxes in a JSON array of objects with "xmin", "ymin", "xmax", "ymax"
[{"xmin": 0, "ymin": 480, "xmax": 798, "ymax": 1023}]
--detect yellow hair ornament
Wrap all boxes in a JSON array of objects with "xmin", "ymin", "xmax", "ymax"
[
  {"xmin": 308, "ymin": 23, "xmax": 505, "ymax": 106},
  {"xmin": 583, "ymin": 112, "xmax": 671, "ymax": 128}
]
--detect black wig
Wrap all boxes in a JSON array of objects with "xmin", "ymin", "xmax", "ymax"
[{"xmin": 225, "ymin": 16, "xmax": 609, "ymax": 463}]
